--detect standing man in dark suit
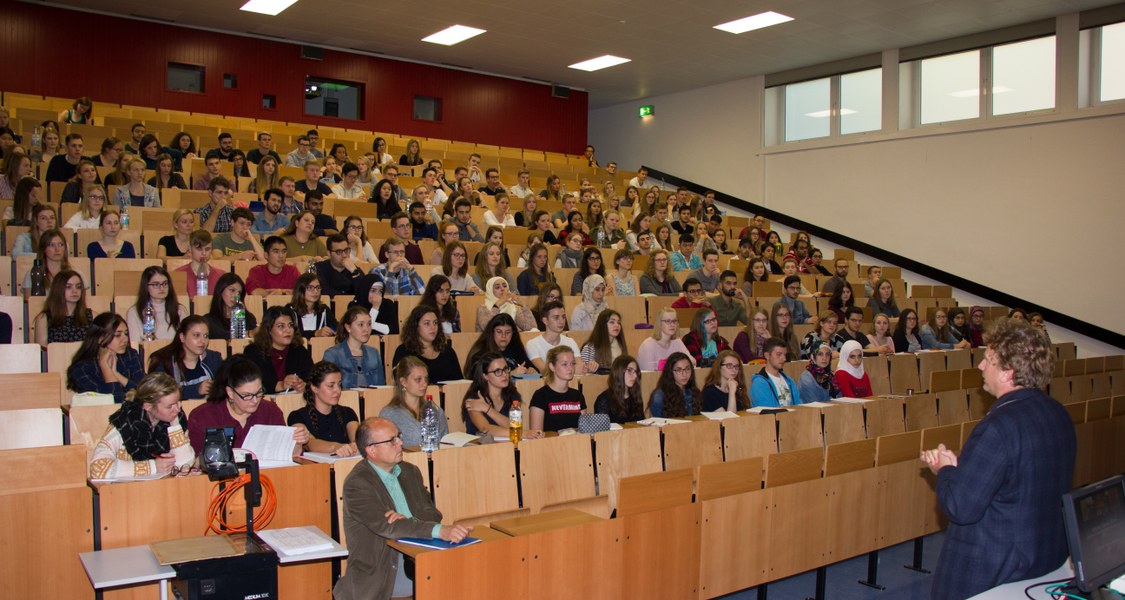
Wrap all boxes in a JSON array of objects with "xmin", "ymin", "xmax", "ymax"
[
  {"xmin": 334, "ymin": 418, "xmax": 471, "ymax": 600},
  {"xmin": 922, "ymin": 318, "xmax": 1075, "ymax": 600}
]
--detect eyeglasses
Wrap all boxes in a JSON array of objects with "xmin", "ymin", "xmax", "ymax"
[
  {"xmin": 170, "ymin": 464, "xmax": 202, "ymax": 477},
  {"xmin": 721, "ymin": 363, "xmax": 741, "ymax": 370},
  {"xmin": 486, "ymin": 366, "xmax": 512, "ymax": 376},
  {"xmin": 230, "ymin": 387, "xmax": 265, "ymax": 402},
  {"xmin": 625, "ymin": 367, "xmax": 639, "ymax": 375},
  {"xmin": 367, "ymin": 432, "xmax": 403, "ymax": 447},
  {"xmin": 330, "ymin": 248, "xmax": 349, "ymax": 255},
  {"xmin": 386, "ymin": 250, "xmax": 406, "ymax": 257},
  {"xmin": 347, "ymin": 224, "xmax": 363, "ymax": 231},
  {"xmin": 148, "ymin": 280, "xmax": 170, "ymax": 289},
  {"xmin": 661, "ymin": 318, "xmax": 679, "ymax": 324},
  {"xmin": 305, "ymin": 285, "xmax": 322, "ymax": 292}
]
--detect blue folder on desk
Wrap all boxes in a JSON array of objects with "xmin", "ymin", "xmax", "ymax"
[{"xmin": 395, "ymin": 537, "xmax": 482, "ymax": 550}]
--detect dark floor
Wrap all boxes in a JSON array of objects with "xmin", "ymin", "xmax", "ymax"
[{"xmin": 721, "ymin": 532, "xmax": 944, "ymax": 600}]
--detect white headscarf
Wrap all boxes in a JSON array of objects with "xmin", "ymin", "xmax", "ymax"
[
  {"xmin": 835, "ymin": 340, "xmax": 866, "ymax": 379},
  {"xmin": 483, "ymin": 276, "xmax": 518, "ymax": 317},
  {"xmin": 580, "ymin": 274, "xmax": 607, "ymax": 316}
]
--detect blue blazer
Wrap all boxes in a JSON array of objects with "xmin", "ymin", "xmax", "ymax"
[{"xmin": 323, "ymin": 342, "xmax": 386, "ymax": 389}]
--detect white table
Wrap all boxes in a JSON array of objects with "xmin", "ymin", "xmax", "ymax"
[
  {"xmin": 79, "ymin": 526, "xmax": 347, "ymax": 599},
  {"xmin": 969, "ymin": 561, "xmax": 1074, "ymax": 599}
]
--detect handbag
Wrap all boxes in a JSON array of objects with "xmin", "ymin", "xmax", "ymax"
[{"xmin": 577, "ymin": 413, "xmax": 611, "ymax": 434}]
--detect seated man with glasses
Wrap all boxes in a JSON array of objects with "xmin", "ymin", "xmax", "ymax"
[
  {"xmin": 774, "ymin": 275, "xmax": 815, "ymax": 325},
  {"xmin": 334, "ymin": 417, "xmax": 471, "ymax": 600},
  {"xmin": 315, "ymin": 234, "xmax": 363, "ymax": 297},
  {"xmin": 671, "ymin": 278, "xmax": 712, "ymax": 309},
  {"xmin": 379, "ymin": 212, "xmax": 425, "ymax": 264},
  {"xmin": 833, "ymin": 306, "xmax": 875, "ymax": 351},
  {"xmin": 284, "ymin": 135, "xmax": 315, "ymax": 168},
  {"xmin": 370, "ymin": 237, "xmax": 426, "ymax": 296}
]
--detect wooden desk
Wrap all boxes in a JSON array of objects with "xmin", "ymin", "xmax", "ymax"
[
  {"xmin": 387, "ymin": 526, "xmax": 510, "ymax": 559},
  {"xmin": 489, "ymin": 509, "xmax": 604, "ymax": 536}
]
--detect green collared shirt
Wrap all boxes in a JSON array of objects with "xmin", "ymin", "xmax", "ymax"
[{"xmin": 368, "ymin": 460, "xmax": 442, "ymax": 538}]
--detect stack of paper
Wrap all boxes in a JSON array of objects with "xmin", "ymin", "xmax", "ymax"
[
  {"xmin": 242, "ymin": 425, "xmax": 298, "ymax": 469},
  {"xmin": 636, "ymin": 417, "xmax": 692, "ymax": 427},
  {"xmin": 701, "ymin": 410, "xmax": 741, "ymax": 420},
  {"xmin": 257, "ymin": 527, "xmax": 333, "ymax": 555}
]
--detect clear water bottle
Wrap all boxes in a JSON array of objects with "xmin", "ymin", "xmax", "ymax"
[
  {"xmin": 230, "ymin": 293, "xmax": 247, "ymax": 339},
  {"xmin": 596, "ymin": 228, "xmax": 605, "ymax": 247},
  {"xmin": 142, "ymin": 302, "xmax": 156, "ymax": 341},
  {"xmin": 388, "ymin": 274, "xmax": 400, "ymax": 297},
  {"xmin": 306, "ymin": 259, "xmax": 317, "ymax": 274},
  {"xmin": 420, "ymin": 403, "xmax": 439, "ymax": 454},
  {"xmin": 196, "ymin": 267, "xmax": 209, "ymax": 297},
  {"xmin": 120, "ymin": 204, "xmax": 130, "ymax": 230},
  {"xmin": 31, "ymin": 126, "xmax": 42, "ymax": 154},
  {"xmin": 508, "ymin": 400, "xmax": 522, "ymax": 445},
  {"xmin": 29, "ymin": 258, "xmax": 48, "ymax": 296}
]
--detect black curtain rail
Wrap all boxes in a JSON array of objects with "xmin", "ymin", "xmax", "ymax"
[{"xmin": 646, "ymin": 166, "xmax": 1125, "ymax": 351}]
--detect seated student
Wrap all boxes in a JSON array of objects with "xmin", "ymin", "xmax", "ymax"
[
  {"xmin": 243, "ymin": 306, "xmax": 314, "ymax": 394},
  {"xmin": 711, "ymin": 270, "xmax": 749, "ymax": 327},
  {"xmin": 195, "ymin": 176, "xmax": 239, "ymax": 233},
  {"xmin": 863, "ymin": 266, "xmax": 883, "ymax": 298},
  {"xmin": 483, "ymin": 192, "xmax": 517, "ymax": 227},
  {"xmin": 252, "ymin": 188, "xmax": 291, "ymax": 236},
  {"xmin": 420, "ymin": 274, "xmax": 462, "ymax": 334},
  {"xmin": 832, "ymin": 306, "xmax": 872, "ymax": 350},
  {"xmin": 287, "ymin": 361, "xmax": 360, "ymax": 457},
  {"xmin": 149, "ymin": 153, "xmax": 188, "ymax": 190},
  {"xmin": 157, "ymin": 209, "xmax": 197, "ymax": 258},
  {"xmin": 67, "ymin": 313, "xmax": 145, "ymax": 403},
  {"xmin": 834, "ymin": 340, "xmax": 873, "ymax": 398},
  {"xmin": 605, "ymin": 248, "xmax": 640, "ymax": 296},
  {"xmin": 330, "ymin": 162, "xmax": 365, "ymax": 199},
  {"xmin": 471, "ymin": 241, "xmax": 517, "ymax": 292},
  {"xmin": 920, "ymin": 308, "xmax": 972, "ymax": 350},
  {"xmin": 868, "ymin": 313, "xmax": 896, "ymax": 354},
  {"xmin": 464, "ymin": 313, "xmax": 536, "ymax": 377},
  {"xmin": 591, "ymin": 210, "xmax": 626, "ymax": 249},
  {"xmin": 594, "ymin": 355, "xmax": 646, "ymax": 424},
  {"xmin": 188, "ymin": 358, "xmax": 309, "ymax": 454},
  {"xmin": 947, "ymin": 307, "xmax": 970, "ymax": 345},
  {"xmin": 245, "ymin": 236, "xmax": 300, "ymax": 295},
  {"xmin": 125, "ymin": 266, "xmax": 189, "ymax": 343},
  {"xmin": 525, "ymin": 300, "xmax": 590, "ymax": 373},
  {"xmin": 671, "ymin": 205, "xmax": 695, "ymax": 239},
  {"xmin": 379, "ymin": 356, "xmax": 449, "ymax": 446},
  {"xmin": 733, "ymin": 307, "xmax": 771, "ymax": 363},
  {"xmin": 570, "ymin": 275, "xmax": 608, "ymax": 332},
  {"xmin": 774, "ymin": 275, "xmax": 815, "ymax": 326},
  {"xmin": 88, "ymin": 372, "xmax": 196, "ymax": 479},
  {"xmin": 580, "ymin": 310, "xmax": 627, "ymax": 374},
  {"xmin": 517, "ymin": 243, "xmax": 557, "ymax": 296},
  {"xmin": 349, "ymin": 275, "xmax": 399, "ymax": 335},
  {"xmin": 204, "ymin": 273, "xmax": 257, "ymax": 340},
  {"xmin": 193, "ymin": 155, "xmax": 224, "ymax": 190},
  {"xmin": 281, "ymin": 210, "xmax": 328, "ymax": 258},
  {"xmin": 867, "ymin": 278, "xmax": 900, "ymax": 318},
  {"xmin": 323, "ymin": 307, "xmax": 386, "ymax": 389},
  {"xmin": 892, "ymin": 308, "xmax": 923, "ymax": 353},
  {"xmin": 291, "ymin": 273, "xmax": 337, "ymax": 339},
  {"xmin": 305, "ymin": 191, "xmax": 339, "ymax": 237},
  {"xmin": 690, "ymin": 249, "xmax": 722, "ymax": 292},
  {"xmin": 33, "ymin": 270, "xmax": 92, "ymax": 346},
  {"xmin": 640, "ymin": 250, "xmax": 683, "ymax": 296},
  {"xmin": 529, "ymin": 346, "xmax": 587, "ymax": 433},
  {"xmin": 650, "ymin": 352, "xmax": 701, "ymax": 418},
  {"xmin": 58, "ymin": 158, "xmax": 98, "ymax": 205},
  {"xmin": 825, "ymin": 279, "xmax": 856, "ymax": 321},
  {"xmin": 174, "ymin": 230, "xmax": 226, "ymax": 301},
  {"xmin": 759, "ymin": 244, "xmax": 782, "ymax": 274},
  {"xmin": 407, "ymin": 201, "xmax": 438, "ymax": 241},
  {"xmin": 681, "ymin": 307, "xmax": 730, "ymax": 368},
  {"xmin": 391, "ymin": 305, "xmax": 462, "ymax": 384},
  {"xmin": 799, "ymin": 311, "xmax": 841, "ymax": 360},
  {"xmin": 670, "ymin": 234, "xmax": 702, "ymax": 272},
  {"xmin": 671, "ymin": 278, "xmax": 711, "ymax": 309},
  {"xmin": 113, "ymin": 158, "xmax": 161, "ymax": 209},
  {"xmin": 64, "ymin": 184, "xmax": 108, "ymax": 230},
  {"xmin": 797, "ymin": 343, "xmax": 842, "ymax": 403},
  {"xmin": 294, "ymin": 160, "xmax": 331, "ymax": 202},
  {"xmin": 147, "ymin": 316, "xmax": 223, "ymax": 400},
  {"xmin": 700, "ymin": 350, "xmax": 751, "ymax": 413},
  {"xmin": 370, "ymin": 236, "xmax": 426, "ymax": 295},
  {"xmin": 86, "ymin": 211, "xmax": 136, "ymax": 259},
  {"xmin": 749, "ymin": 337, "xmax": 802, "ymax": 408},
  {"xmin": 461, "ymin": 351, "xmax": 527, "ymax": 437},
  {"xmin": 636, "ymin": 307, "xmax": 694, "ymax": 371},
  {"xmin": 212, "ymin": 208, "xmax": 266, "ymax": 261}
]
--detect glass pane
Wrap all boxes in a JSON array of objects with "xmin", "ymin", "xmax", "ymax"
[
  {"xmin": 920, "ymin": 50, "xmax": 980, "ymax": 124},
  {"xmin": 1102, "ymin": 22, "xmax": 1125, "ymax": 102},
  {"xmin": 993, "ymin": 36, "xmax": 1055, "ymax": 115},
  {"xmin": 840, "ymin": 68, "xmax": 882, "ymax": 134},
  {"xmin": 167, "ymin": 63, "xmax": 205, "ymax": 93},
  {"xmin": 305, "ymin": 77, "xmax": 363, "ymax": 120},
  {"xmin": 784, "ymin": 78, "xmax": 830, "ymax": 141}
]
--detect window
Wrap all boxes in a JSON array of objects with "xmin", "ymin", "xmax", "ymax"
[
  {"xmin": 840, "ymin": 68, "xmax": 882, "ymax": 135},
  {"xmin": 167, "ymin": 63, "xmax": 205, "ymax": 93},
  {"xmin": 1100, "ymin": 22, "xmax": 1125, "ymax": 102},
  {"xmin": 223, "ymin": 73, "xmax": 238, "ymax": 89},
  {"xmin": 920, "ymin": 50, "xmax": 980, "ymax": 124},
  {"xmin": 413, "ymin": 95, "xmax": 443, "ymax": 122},
  {"xmin": 992, "ymin": 37, "xmax": 1055, "ymax": 115},
  {"xmin": 262, "ymin": 94, "xmax": 276, "ymax": 110},
  {"xmin": 784, "ymin": 78, "xmax": 830, "ymax": 141},
  {"xmin": 305, "ymin": 77, "xmax": 363, "ymax": 120}
]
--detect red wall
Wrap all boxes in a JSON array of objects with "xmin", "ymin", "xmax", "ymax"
[{"xmin": 0, "ymin": 1, "xmax": 588, "ymax": 153}]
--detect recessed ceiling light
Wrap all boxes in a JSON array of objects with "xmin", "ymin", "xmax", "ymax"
[
  {"xmin": 239, "ymin": 0, "xmax": 298, "ymax": 16},
  {"xmin": 569, "ymin": 55, "xmax": 631, "ymax": 72},
  {"xmin": 714, "ymin": 11, "xmax": 793, "ymax": 34},
  {"xmin": 423, "ymin": 25, "xmax": 487, "ymax": 46}
]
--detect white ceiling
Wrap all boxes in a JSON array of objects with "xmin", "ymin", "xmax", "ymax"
[{"xmin": 36, "ymin": 0, "xmax": 1120, "ymax": 108}]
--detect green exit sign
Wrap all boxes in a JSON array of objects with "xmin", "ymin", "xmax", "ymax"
[{"xmin": 638, "ymin": 105, "xmax": 654, "ymax": 118}]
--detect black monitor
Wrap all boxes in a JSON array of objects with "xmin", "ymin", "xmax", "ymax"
[{"xmin": 1061, "ymin": 474, "xmax": 1125, "ymax": 594}]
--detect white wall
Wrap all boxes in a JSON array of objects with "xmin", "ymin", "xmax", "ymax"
[{"xmin": 589, "ymin": 38, "xmax": 1125, "ymax": 353}]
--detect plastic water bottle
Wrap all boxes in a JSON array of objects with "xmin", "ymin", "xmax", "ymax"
[
  {"xmin": 508, "ymin": 400, "xmax": 522, "ymax": 446},
  {"xmin": 420, "ymin": 403, "xmax": 439, "ymax": 454},
  {"xmin": 195, "ymin": 268, "xmax": 209, "ymax": 297},
  {"xmin": 29, "ymin": 258, "xmax": 47, "ymax": 296},
  {"xmin": 31, "ymin": 126, "xmax": 41, "ymax": 152},
  {"xmin": 142, "ymin": 302, "xmax": 156, "ymax": 341},
  {"xmin": 596, "ymin": 228, "xmax": 606, "ymax": 247},
  {"xmin": 306, "ymin": 259, "xmax": 317, "ymax": 274},
  {"xmin": 388, "ymin": 274, "xmax": 400, "ymax": 297},
  {"xmin": 120, "ymin": 204, "xmax": 130, "ymax": 230},
  {"xmin": 230, "ymin": 293, "xmax": 247, "ymax": 339}
]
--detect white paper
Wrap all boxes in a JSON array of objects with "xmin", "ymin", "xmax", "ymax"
[
  {"xmin": 701, "ymin": 410, "xmax": 741, "ymax": 420},
  {"xmin": 798, "ymin": 402, "xmax": 835, "ymax": 408},
  {"xmin": 636, "ymin": 417, "xmax": 692, "ymax": 427},
  {"xmin": 242, "ymin": 425, "xmax": 298, "ymax": 463},
  {"xmin": 746, "ymin": 406, "xmax": 792, "ymax": 414},
  {"xmin": 90, "ymin": 472, "xmax": 169, "ymax": 484},
  {"xmin": 833, "ymin": 397, "xmax": 875, "ymax": 404},
  {"xmin": 609, "ymin": 423, "xmax": 623, "ymax": 430},
  {"xmin": 440, "ymin": 432, "xmax": 479, "ymax": 447},
  {"xmin": 302, "ymin": 452, "xmax": 358, "ymax": 465},
  {"xmin": 257, "ymin": 527, "xmax": 333, "ymax": 555}
]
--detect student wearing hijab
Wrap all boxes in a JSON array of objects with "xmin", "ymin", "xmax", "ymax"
[
  {"xmin": 475, "ymin": 276, "xmax": 536, "ymax": 332},
  {"xmin": 967, "ymin": 306, "xmax": 986, "ymax": 347},
  {"xmin": 834, "ymin": 340, "xmax": 873, "ymax": 398},
  {"xmin": 570, "ymin": 274, "xmax": 607, "ymax": 331},
  {"xmin": 797, "ymin": 343, "xmax": 842, "ymax": 403}
]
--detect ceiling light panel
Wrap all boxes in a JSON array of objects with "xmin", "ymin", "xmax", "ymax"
[
  {"xmin": 714, "ymin": 11, "xmax": 794, "ymax": 34},
  {"xmin": 423, "ymin": 25, "xmax": 487, "ymax": 46},
  {"xmin": 569, "ymin": 55, "xmax": 631, "ymax": 72},
  {"xmin": 239, "ymin": 0, "xmax": 299, "ymax": 16}
]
